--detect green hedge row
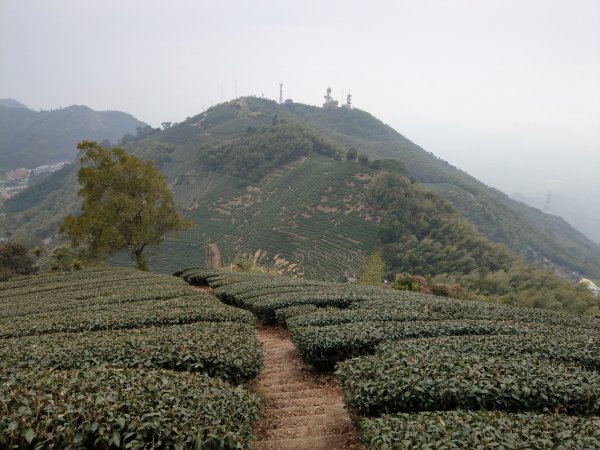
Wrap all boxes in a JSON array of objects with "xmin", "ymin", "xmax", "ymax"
[
  {"xmin": 0, "ymin": 267, "xmax": 134, "ymax": 292},
  {"xmin": 248, "ymin": 293, "xmax": 371, "ymax": 323},
  {"xmin": 0, "ymin": 294, "xmax": 254, "ymax": 339},
  {"xmin": 274, "ymin": 304, "xmax": 319, "ymax": 324},
  {"xmin": 359, "ymin": 411, "xmax": 600, "ymax": 449},
  {"xmin": 0, "ymin": 268, "xmax": 164, "ymax": 300},
  {"xmin": 2, "ymin": 322, "xmax": 262, "ymax": 384},
  {"xmin": 336, "ymin": 346, "xmax": 600, "ymax": 416},
  {"xmin": 291, "ymin": 320, "xmax": 528, "ymax": 367},
  {"xmin": 378, "ymin": 332, "xmax": 600, "ymax": 371},
  {"xmin": 0, "ymin": 284, "xmax": 196, "ymax": 320},
  {"xmin": 178, "ymin": 270, "xmax": 600, "ymax": 330},
  {"xmin": 352, "ymin": 298, "xmax": 600, "ymax": 331},
  {"xmin": 0, "ymin": 368, "xmax": 259, "ymax": 449}
]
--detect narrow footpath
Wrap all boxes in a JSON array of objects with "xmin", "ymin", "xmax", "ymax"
[{"xmin": 251, "ymin": 326, "xmax": 359, "ymax": 450}]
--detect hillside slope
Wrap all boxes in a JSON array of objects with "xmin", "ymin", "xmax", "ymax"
[
  {"xmin": 130, "ymin": 98, "xmax": 600, "ymax": 279},
  {"xmin": 3, "ymin": 97, "xmax": 600, "ymax": 282},
  {"xmin": 243, "ymin": 99, "xmax": 600, "ymax": 277},
  {"xmin": 0, "ymin": 102, "xmax": 147, "ymax": 170}
]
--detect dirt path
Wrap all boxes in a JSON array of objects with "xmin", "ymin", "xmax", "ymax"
[{"xmin": 251, "ymin": 327, "xmax": 360, "ymax": 450}]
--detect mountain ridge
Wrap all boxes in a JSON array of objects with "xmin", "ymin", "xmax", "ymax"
[
  {"xmin": 0, "ymin": 101, "xmax": 148, "ymax": 170},
  {"xmin": 0, "ymin": 98, "xmax": 30, "ymax": 109}
]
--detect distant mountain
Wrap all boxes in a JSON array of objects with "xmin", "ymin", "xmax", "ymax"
[
  {"xmin": 4, "ymin": 97, "xmax": 600, "ymax": 286},
  {"xmin": 0, "ymin": 99, "xmax": 30, "ymax": 109},
  {"xmin": 0, "ymin": 102, "xmax": 147, "ymax": 170},
  {"xmin": 512, "ymin": 192, "xmax": 600, "ymax": 244}
]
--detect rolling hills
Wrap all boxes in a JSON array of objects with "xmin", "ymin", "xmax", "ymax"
[{"xmin": 2, "ymin": 97, "xmax": 600, "ymax": 293}]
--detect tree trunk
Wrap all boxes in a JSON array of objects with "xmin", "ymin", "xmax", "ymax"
[{"xmin": 134, "ymin": 249, "xmax": 149, "ymax": 271}]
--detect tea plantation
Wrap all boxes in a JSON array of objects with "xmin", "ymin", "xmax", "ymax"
[
  {"xmin": 125, "ymin": 156, "xmax": 379, "ymax": 278},
  {"xmin": 0, "ymin": 268, "xmax": 262, "ymax": 449},
  {"xmin": 181, "ymin": 268, "xmax": 600, "ymax": 448}
]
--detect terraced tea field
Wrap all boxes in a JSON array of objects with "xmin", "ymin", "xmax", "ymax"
[
  {"xmin": 0, "ymin": 268, "xmax": 262, "ymax": 449},
  {"xmin": 4, "ymin": 267, "xmax": 600, "ymax": 448},
  {"xmin": 125, "ymin": 156, "xmax": 380, "ymax": 279},
  {"xmin": 181, "ymin": 268, "xmax": 600, "ymax": 448}
]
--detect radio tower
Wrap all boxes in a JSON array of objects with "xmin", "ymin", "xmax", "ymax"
[
  {"xmin": 343, "ymin": 91, "xmax": 352, "ymax": 109},
  {"xmin": 279, "ymin": 83, "xmax": 283, "ymax": 104}
]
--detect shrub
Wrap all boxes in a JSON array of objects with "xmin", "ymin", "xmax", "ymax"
[
  {"xmin": 291, "ymin": 320, "xmax": 527, "ymax": 368},
  {"xmin": 0, "ymin": 368, "xmax": 259, "ymax": 449},
  {"xmin": 359, "ymin": 411, "xmax": 600, "ymax": 449},
  {"xmin": 0, "ymin": 241, "xmax": 35, "ymax": 281},
  {"xmin": 336, "ymin": 346, "xmax": 600, "ymax": 416}
]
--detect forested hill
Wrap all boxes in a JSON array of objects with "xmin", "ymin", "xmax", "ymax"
[
  {"xmin": 3, "ymin": 97, "xmax": 600, "ymax": 284},
  {"xmin": 0, "ymin": 102, "xmax": 147, "ymax": 170},
  {"xmin": 232, "ymin": 99, "xmax": 600, "ymax": 277},
  {"xmin": 118, "ymin": 97, "xmax": 599, "ymax": 279}
]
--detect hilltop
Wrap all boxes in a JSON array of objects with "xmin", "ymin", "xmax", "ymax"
[
  {"xmin": 0, "ymin": 98, "xmax": 29, "ymax": 109},
  {"xmin": 0, "ymin": 101, "xmax": 147, "ymax": 170}
]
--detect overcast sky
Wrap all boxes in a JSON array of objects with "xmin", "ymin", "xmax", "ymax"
[{"xmin": 1, "ymin": 0, "xmax": 599, "ymax": 239}]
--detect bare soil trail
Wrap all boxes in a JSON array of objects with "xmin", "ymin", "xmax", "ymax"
[
  {"xmin": 191, "ymin": 285, "xmax": 359, "ymax": 448},
  {"xmin": 251, "ymin": 326, "xmax": 360, "ymax": 450}
]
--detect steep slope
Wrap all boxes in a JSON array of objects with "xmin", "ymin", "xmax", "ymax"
[
  {"xmin": 151, "ymin": 155, "xmax": 380, "ymax": 279},
  {"xmin": 241, "ymin": 99, "xmax": 600, "ymax": 277},
  {"xmin": 0, "ymin": 103, "xmax": 147, "ymax": 170},
  {"xmin": 131, "ymin": 98, "xmax": 599, "ymax": 279}
]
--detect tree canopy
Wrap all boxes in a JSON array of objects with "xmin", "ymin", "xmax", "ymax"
[
  {"xmin": 200, "ymin": 120, "xmax": 341, "ymax": 182},
  {"xmin": 60, "ymin": 141, "xmax": 192, "ymax": 270}
]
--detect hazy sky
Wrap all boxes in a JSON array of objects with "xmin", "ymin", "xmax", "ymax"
[{"xmin": 1, "ymin": 0, "xmax": 599, "ymax": 238}]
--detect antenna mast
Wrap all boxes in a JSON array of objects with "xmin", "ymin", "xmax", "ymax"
[
  {"xmin": 279, "ymin": 82, "xmax": 283, "ymax": 104},
  {"xmin": 323, "ymin": 87, "xmax": 338, "ymax": 108}
]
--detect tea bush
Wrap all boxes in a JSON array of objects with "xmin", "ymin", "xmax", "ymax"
[
  {"xmin": 291, "ymin": 320, "xmax": 529, "ymax": 368},
  {"xmin": 1, "ymin": 268, "xmax": 263, "ymax": 448},
  {"xmin": 360, "ymin": 411, "xmax": 600, "ymax": 449},
  {"xmin": 0, "ymin": 368, "xmax": 259, "ymax": 449},
  {"xmin": 0, "ymin": 294, "xmax": 253, "ymax": 339},
  {"xmin": 1, "ymin": 322, "xmax": 262, "ymax": 384},
  {"xmin": 336, "ymin": 346, "xmax": 600, "ymax": 416}
]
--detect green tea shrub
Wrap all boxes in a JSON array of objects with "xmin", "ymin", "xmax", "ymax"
[{"xmin": 359, "ymin": 411, "xmax": 600, "ymax": 449}]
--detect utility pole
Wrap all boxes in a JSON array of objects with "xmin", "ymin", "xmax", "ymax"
[{"xmin": 279, "ymin": 82, "xmax": 283, "ymax": 104}]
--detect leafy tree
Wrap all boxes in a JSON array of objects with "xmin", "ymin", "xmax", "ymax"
[
  {"xmin": 48, "ymin": 246, "xmax": 85, "ymax": 272},
  {"xmin": 60, "ymin": 141, "xmax": 192, "ymax": 271},
  {"xmin": 0, "ymin": 241, "xmax": 36, "ymax": 281},
  {"xmin": 360, "ymin": 248, "xmax": 385, "ymax": 286},
  {"xmin": 358, "ymin": 154, "xmax": 369, "ymax": 165},
  {"xmin": 346, "ymin": 148, "xmax": 358, "ymax": 161}
]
